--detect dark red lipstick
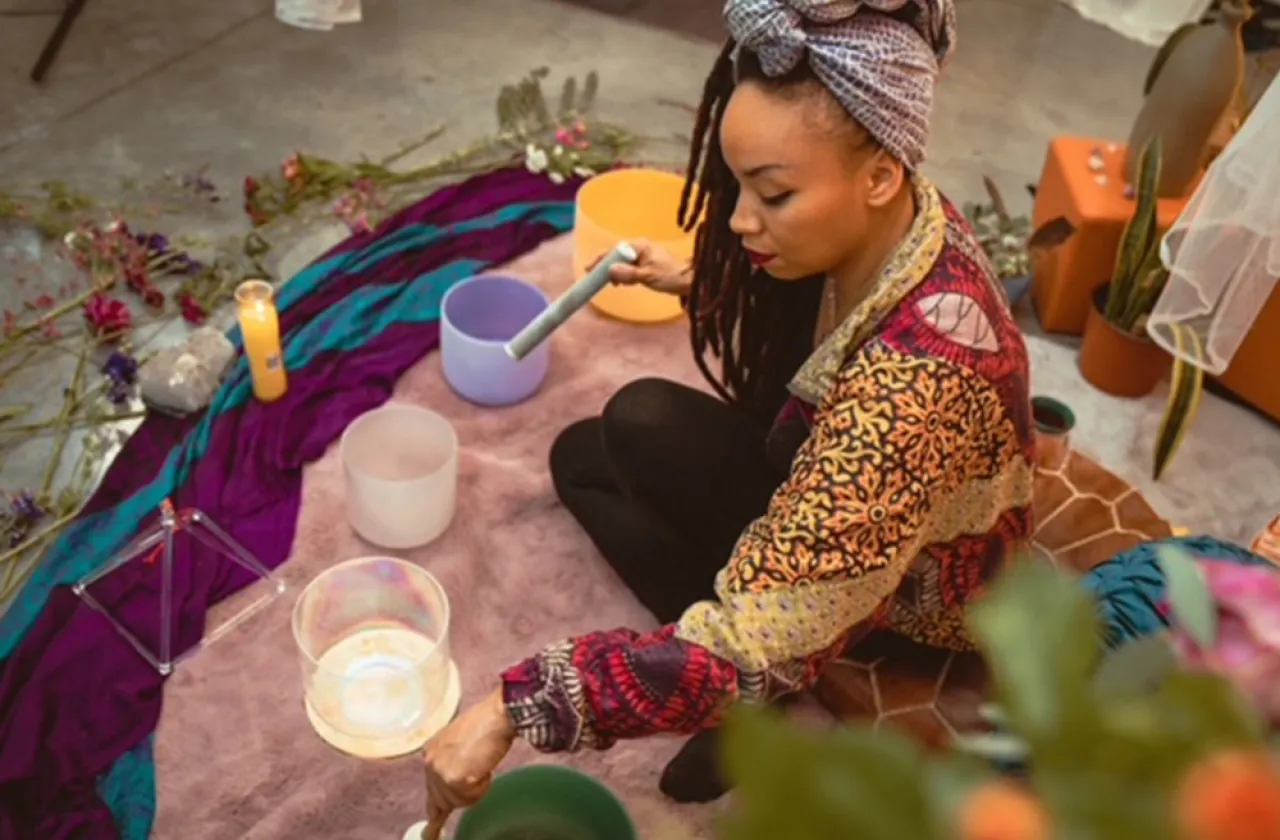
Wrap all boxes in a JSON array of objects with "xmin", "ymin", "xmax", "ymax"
[{"xmin": 744, "ymin": 248, "xmax": 775, "ymax": 267}]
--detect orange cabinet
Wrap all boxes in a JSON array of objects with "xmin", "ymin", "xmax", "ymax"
[{"xmin": 1031, "ymin": 137, "xmax": 1192, "ymax": 335}]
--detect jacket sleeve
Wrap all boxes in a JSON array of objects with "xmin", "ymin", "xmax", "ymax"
[{"xmin": 501, "ymin": 342, "xmax": 1013, "ymax": 752}]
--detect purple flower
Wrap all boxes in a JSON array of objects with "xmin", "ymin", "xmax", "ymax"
[
  {"xmin": 181, "ymin": 173, "xmax": 220, "ymax": 201},
  {"xmin": 102, "ymin": 350, "xmax": 139, "ymax": 405},
  {"xmin": 6, "ymin": 492, "xmax": 45, "ymax": 547},
  {"xmin": 135, "ymin": 232, "xmax": 170, "ymax": 254}
]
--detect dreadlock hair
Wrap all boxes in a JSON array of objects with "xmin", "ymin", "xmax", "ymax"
[{"xmin": 677, "ymin": 42, "xmax": 830, "ymax": 426}]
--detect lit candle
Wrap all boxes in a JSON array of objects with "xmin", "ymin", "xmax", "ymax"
[{"xmin": 235, "ymin": 279, "xmax": 288, "ymax": 402}]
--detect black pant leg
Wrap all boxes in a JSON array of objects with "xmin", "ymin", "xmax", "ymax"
[{"xmin": 549, "ymin": 378, "xmax": 783, "ymax": 624}]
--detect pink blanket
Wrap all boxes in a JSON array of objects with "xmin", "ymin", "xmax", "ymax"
[{"xmin": 152, "ymin": 237, "xmax": 831, "ymax": 839}]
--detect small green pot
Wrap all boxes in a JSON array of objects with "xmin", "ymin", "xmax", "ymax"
[{"xmin": 452, "ymin": 765, "xmax": 636, "ymax": 840}]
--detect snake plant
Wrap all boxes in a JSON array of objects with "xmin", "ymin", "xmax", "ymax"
[
  {"xmin": 1105, "ymin": 137, "xmax": 1167, "ymax": 334},
  {"xmin": 1153, "ymin": 323, "xmax": 1208, "ymax": 480}
]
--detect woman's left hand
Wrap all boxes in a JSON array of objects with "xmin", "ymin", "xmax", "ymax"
[{"xmin": 421, "ymin": 690, "xmax": 518, "ymax": 839}]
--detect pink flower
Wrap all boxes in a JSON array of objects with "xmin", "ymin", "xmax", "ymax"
[
  {"xmin": 282, "ymin": 154, "xmax": 303, "ymax": 184},
  {"xmin": 82, "ymin": 293, "xmax": 133, "ymax": 340},
  {"xmin": 1169, "ymin": 561, "xmax": 1280, "ymax": 723}
]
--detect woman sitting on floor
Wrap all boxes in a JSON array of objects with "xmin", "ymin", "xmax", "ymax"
[{"xmin": 421, "ymin": 0, "xmax": 1035, "ymax": 822}]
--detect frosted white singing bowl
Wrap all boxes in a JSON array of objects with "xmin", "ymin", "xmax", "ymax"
[{"xmin": 340, "ymin": 404, "xmax": 458, "ymax": 549}]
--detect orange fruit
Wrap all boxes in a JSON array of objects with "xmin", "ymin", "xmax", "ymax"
[
  {"xmin": 1178, "ymin": 750, "xmax": 1280, "ymax": 840},
  {"xmin": 957, "ymin": 780, "xmax": 1050, "ymax": 840}
]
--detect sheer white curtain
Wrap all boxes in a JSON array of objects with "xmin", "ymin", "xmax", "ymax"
[{"xmin": 1057, "ymin": 0, "xmax": 1213, "ymax": 45}]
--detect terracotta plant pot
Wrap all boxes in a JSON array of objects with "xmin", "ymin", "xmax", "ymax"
[
  {"xmin": 1078, "ymin": 284, "xmax": 1170, "ymax": 398},
  {"xmin": 1031, "ymin": 396, "xmax": 1075, "ymax": 471}
]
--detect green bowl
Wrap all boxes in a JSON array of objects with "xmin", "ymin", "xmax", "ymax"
[{"xmin": 453, "ymin": 765, "xmax": 636, "ymax": 840}]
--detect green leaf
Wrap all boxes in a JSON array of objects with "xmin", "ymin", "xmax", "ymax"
[
  {"xmin": 722, "ymin": 708, "xmax": 940, "ymax": 840},
  {"xmin": 967, "ymin": 561, "xmax": 1100, "ymax": 738},
  {"xmin": 1153, "ymin": 325, "xmax": 1205, "ymax": 480},
  {"xmin": 1107, "ymin": 136, "xmax": 1162, "ymax": 324},
  {"xmin": 1149, "ymin": 670, "xmax": 1263, "ymax": 750},
  {"xmin": 558, "ymin": 76, "xmax": 577, "ymax": 118},
  {"xmin": 1158, "ymin": 546, "xmax": 1216, "ymax": 648},
  {"xmin": 580, "ymin": 71, "xmax": 599, "ymax": 113},
  {"xmin": 1092, "ymin": 634, "xmax": 1178, "ymax": 699}
]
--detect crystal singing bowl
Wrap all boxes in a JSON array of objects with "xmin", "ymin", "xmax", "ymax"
[
  {"xmin": 292, "ymin": 556, "xmax": 459, "ymax": 760},
  {"xmin": 440, "ymin": 274, "xmax": 551, "ymax": 407},
  {"xmin": 340, "ymin": 404, "xmax": 458, "ymax": 550},
  {"xmin": 573, "ymin": 167, "xmax": 694, "ymax": 324}
]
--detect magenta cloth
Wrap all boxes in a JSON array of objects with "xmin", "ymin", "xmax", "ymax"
[{"xmin": 0, "ymin": 168, "xmax": 579, "ymax": 839}]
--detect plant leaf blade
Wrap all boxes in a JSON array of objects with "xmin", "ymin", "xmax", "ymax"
[{"xmin": 1158, "ymin": 545, "xmax": 1217, "ymax": 648}]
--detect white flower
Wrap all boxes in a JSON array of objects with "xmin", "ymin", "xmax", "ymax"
[
  {"xmin": 553, "ymin": 145, "xmax": 565, "ymax": 157},
  {"xmin": 548, "ymin": 171, "xmax": 566, "ymax": 185},
  {"xmin": 524, "ymin": 144, "xmax": 548, "ymax": 174},
  {"xmin": 572, "ymin": 166, "xmax": 595, "ymax": 178},
  {"xmin": 63, "ymin": 231, "xmax": 82, "ymax": 248}
]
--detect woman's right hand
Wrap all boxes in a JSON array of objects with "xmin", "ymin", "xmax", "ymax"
[{"xmin": 602, "ymin": 240, "xmax": 692, "ymax": 297}]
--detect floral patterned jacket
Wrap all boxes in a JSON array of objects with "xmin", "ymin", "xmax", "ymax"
[{"xmin": 501, "ymin": 178, "xmax": 1036, "ymax": 751}]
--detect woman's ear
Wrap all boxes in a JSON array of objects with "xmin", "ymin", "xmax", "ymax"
[{"xmin": 865, "ymin": 152, "xmax": 907, "ymax": 208}]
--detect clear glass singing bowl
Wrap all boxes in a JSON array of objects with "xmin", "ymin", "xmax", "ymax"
[{"xmin": 292, "ymin": 556, "xmax": 461, "ymax": 760}]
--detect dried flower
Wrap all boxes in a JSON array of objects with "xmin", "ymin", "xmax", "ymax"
[
  {"xmin": 331, "ymin": 179, "xmax": 382, "ymax": 235},
  {"xmin": 524, "ymin": 144, "xmax": 549, "ymax": 175},
  {"xmin": 243, "ymin": 176, "xmax": 267, "ymax": 227},
  {"xmin": 1168, "ymin": 561, "xmax": 1280, "ymax": 723},
  {"xmin": 5, "ymin": 492, "xmax": 46, "ymax": 548},
  {"xmin": 135, "ymin": 232, "xmax": 169, "ymax": 254},
  {"xmin": 1177, "ymin": 750, "xmax": 1280, "ymax": 840},
  {"xmin": 142, "ymin": 287, "xmax": 165, "ymax": 309},
  {"xmin": 82, "ymin": 293, "xmax": 132, "ymax": 340},
  {"xmin": 282, "ymin": 154, "xmax": 304, "ymax": 185},
  {"xmin": 180, "ymin": 172, "xmax": 220, "ymax": 202},
  {"xmin": 176, "ymin": 292, "xmax": 206, "ymax": 325},
  {"xmin": 102, "ymin": 350, "xmax": 139, "ymax": 405}
]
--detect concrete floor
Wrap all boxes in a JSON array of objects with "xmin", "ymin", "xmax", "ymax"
[{"xmin": 1, "ymin": 0, "xmax": 1278, "ymax": 580}]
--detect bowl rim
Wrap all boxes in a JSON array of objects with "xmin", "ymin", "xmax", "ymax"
[
  {"xmin": 339, "ymin": 403, "xmax": 459, "ymax": 480},
  {"xmin": 290, "ymin": 555, "xmax": 453, "ymax": 668},
  {"xmin": 440, "ymin": 274, "xmax": 551, "ymax": 347}
]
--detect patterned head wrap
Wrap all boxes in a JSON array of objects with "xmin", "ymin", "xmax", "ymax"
[{"xmin": 723, "ymin": 0, "xmax": 957, "ymax": 169}]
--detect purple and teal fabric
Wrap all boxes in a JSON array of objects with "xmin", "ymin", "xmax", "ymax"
[{"xmin": 0, "ymin": 168, "xmax": 580, "ymax": 840}]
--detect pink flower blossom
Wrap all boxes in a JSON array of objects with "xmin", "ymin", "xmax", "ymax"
[
  {"xmin": 1169, "ymin": 560, "xmax": 1280, "ymax": 723},
  {"xmin": 282, "ymin": 154, "xmax": 303, "ymax": 184}
]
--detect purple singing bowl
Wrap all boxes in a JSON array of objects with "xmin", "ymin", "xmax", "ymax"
[{"xmin": 440, "ymin": 275, "xmax": 551, "ymax": 407}]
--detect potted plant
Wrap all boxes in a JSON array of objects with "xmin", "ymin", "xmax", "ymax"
[
  {"xmin": 722, "ymin": 550, "xmax": 1280, "ymax": 840},
  {"xmin": 1030, "ymin": 395, "xmax": 1075, "ymax": 470},
  {"xmin": 964, "ymin": 177, "xmax": 1075, "ymax": 308},
  {"xmin": 1077, "ymin": 138, "xmax": 1173, "ymax": 398}
]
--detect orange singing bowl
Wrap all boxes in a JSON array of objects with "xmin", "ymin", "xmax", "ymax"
[{"xmin": 573, "ymin": 168, "xmax": 695, "ymax": 324}]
